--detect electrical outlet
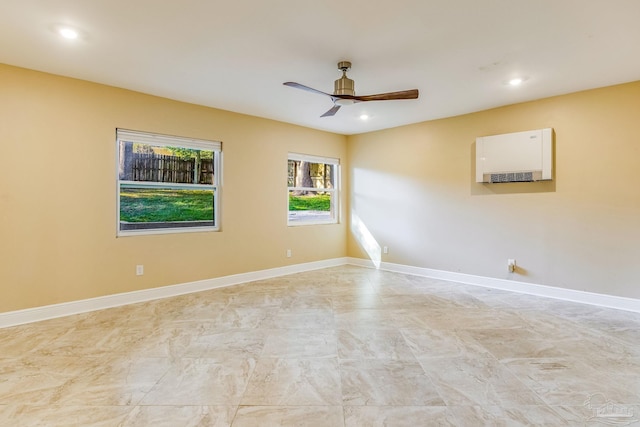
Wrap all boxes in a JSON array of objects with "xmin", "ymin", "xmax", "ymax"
[
  {"xmin": 286, "ymin": 249, "xmax": 292, "ymax": 258},
  {"xmin": 383, "ymin": 246, "xmax": 389, "ymax": 254},
  {"xmin": 507, "ymin": 259, "xmax": 516, "ymax": 273},
  {"xmin": 136, "ymin": 265, "xmax": 144, "ymax": 276}
]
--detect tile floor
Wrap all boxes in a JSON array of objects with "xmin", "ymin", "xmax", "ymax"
[{"xmin": 1, "ymin": 265, "xmax": 639, "ymax": 426}]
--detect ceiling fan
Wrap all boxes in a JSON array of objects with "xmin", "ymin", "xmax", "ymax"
[{"xmin": 283, "ymin": 61, "xmax": 419, "ymax": 117}]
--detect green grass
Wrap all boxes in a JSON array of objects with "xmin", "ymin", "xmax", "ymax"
[
  {"xmin": 289, "ymin": 193, "xmax": 331, "ymax": 211},
  {"xmin": 120, "ymin": 189, "xmax": 329, "ymax": 222},
  {"xmin": 120, "ymin": 188, "xmax": 213, "ymax": 222}
]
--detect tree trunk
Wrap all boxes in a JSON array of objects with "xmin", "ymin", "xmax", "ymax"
[
  {"xmin": 118, "ymin": 141, "xmax": 134, "ymax": 180},
  {"xmin": 193, "ymin": 150, "xmax": 201, "ymax": 184},
  {"xmin": 293, "ymin": 161, "xmax": 313, "ymax": 195},
  {"xmin": 325, "ymin": 164, "xmax": 334, "ymax": 188}
]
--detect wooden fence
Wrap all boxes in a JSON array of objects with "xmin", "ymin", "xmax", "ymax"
[{"xmin": 131, "ymin": 153, "xmax": 214, "ymax": 184}]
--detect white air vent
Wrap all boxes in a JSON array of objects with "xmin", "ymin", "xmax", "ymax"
[{"xmin": 476, "ymin": 128, "xmax": 553, "ymax": 183}]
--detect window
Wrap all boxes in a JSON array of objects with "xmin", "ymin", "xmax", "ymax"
[
  {"xmin": 288, "ymin": 153, "xmax": 339, "ymax": 225},
  {"xmin": 116, "ymin": 129, "xmax": 221, "ymax": 236}
]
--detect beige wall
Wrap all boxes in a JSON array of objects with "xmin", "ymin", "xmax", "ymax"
[
  {"xmin": 347, "ymin": 81, "xmax": 640, "ymax": 299},
  {"xmin": 0, "ymin": 64, "xmax": 347, "ymax": 313},
  {"xmin": 2, "ymin": 62, "xmax": 638, "ymax": 314}
]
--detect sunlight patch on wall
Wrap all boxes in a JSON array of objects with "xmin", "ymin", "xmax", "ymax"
[{"xmin": 351, "ymin": 211, "xmax": 381, "ymax": 268}]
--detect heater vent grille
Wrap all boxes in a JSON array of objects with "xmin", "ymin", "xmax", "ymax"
[{"xmin": 490, "ymin": 172, "xmax": 533, "ymax": 183}]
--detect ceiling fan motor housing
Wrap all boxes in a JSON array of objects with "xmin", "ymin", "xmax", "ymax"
[
  {"xmin": 334, "ymin": 75, "xmax": 355, "ymax": 96},
  {"xmin": 334, "ymin": 61, "xmax": 355, "ymax": 96}
]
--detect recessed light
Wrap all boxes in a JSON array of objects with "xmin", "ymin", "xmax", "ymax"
[
  {"xmin": 359, "ymin": 114, "xmax": 369, "ymax": 120},
  {"xmin": 504, "ymin": 76, "xmax": 529, "ymax": 87},
  {"xmin": 58, "ymin": 27, "xmax": 79, "ymax": 40}
]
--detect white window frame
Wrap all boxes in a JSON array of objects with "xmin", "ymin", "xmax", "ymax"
[
  {"xmin": 116, "ymin": 129, "xmax": 221, "ymax": 236},
  {"xmin": 287, "ymin": 152, "xmax": 340, "ymax": 226}
]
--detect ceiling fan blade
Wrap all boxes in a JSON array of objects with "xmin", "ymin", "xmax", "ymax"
[
  {"xmin": 320, "ymin": 105, "xmax": 341, "ymax": 117},
  {"xmin": 352, "ymin": 89, "xmax": 419, "ymax": 102},
  {"xmin": 283, "ymin": 82, "xmax": 333, "ymax": 97}
]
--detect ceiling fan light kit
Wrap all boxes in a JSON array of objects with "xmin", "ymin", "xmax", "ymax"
[{"xmin": 284, "ymin": 61, "xmax": 418, "ymax": 117}]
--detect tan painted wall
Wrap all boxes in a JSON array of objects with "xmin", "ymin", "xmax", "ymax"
[
  {"xmin": 0, "ymin": 64, "xmax": 347, "ymax": 313},
  {"xmin": 347, "ymin": 81, "xmax": 640, "ymax": 299}
]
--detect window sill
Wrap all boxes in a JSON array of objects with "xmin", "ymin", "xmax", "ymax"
[
  {"xmin": 287, "ymin": 220, "xmax": 338, "ymax": 227},
  {"xmin": 117, "ymin": 223, "xmax": 218, "ymax": 237}
]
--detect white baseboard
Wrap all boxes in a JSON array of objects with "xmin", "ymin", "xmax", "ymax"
[
  {"xmin": 0, "ymin": 257, "xmax": 349, "ymax": 328},
  {"xmin": 347, "ymin": 257, "xmax": 640, "ymax": 313},
  {"xmin": 3, "ymin": 256, "xmax": 638, "ymax": 329}
]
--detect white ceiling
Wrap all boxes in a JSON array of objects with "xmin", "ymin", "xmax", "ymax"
[{"xmin": 2, "ymin": 1, "xmax": 640, "ymax": 135}]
